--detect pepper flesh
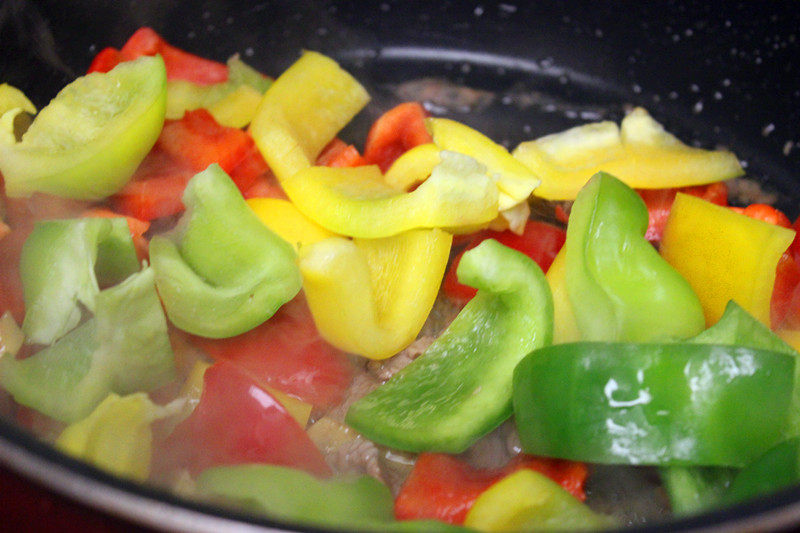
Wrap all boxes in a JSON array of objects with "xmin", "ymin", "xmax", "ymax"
[
  {"xmin": 197, "ymin": 463, "xmax": 469, "ymax": 532},
  {"xmin": 346, "ymin": 239, "xmax": 553, "ymax": 452},
  {"xmin": 428, "ymin": 117, "xmax": 541, "ymax": 210},
  {"xmin": 19, "ymin": 217, "xmax": 139, "ymax": 345},
  {"xmin": 565, "ymin": 172, "xmax": 705, "ymax": 341},
  {"xmin": 660, "ymin": 301, "xmax": 800, "ymax": 514},
  {"xmin": 0, "ymin": 56, "xmax": 167, "ymax": 200},
  {"xmin": 299, "ymin": 228, "xmax": 451, "ymax": 359},
  {"xmin": 660, "ymin": 192, "xmax": 795, "ymax": 326},
  {"xmin": 248, "ymin": 50, "xmax": 370, "ymax": 182},
  {"xmin": 1, "ymin": 267, "xmax": 175, "ymax": 423},
  {"xmin": 512, "ymin": 107, "xmax": 743, "ymax": 200},
  {"xmin": 150, "ymin": 164, "xmax": 301, "ymax": 338},
  {"xmin": 463, "ymin": 469, "xmax": 614, "ymax": 532},
  {"xmin": 513, "ymin": 341, "xmax": 795, "ymax": 467},
  {"xmin": 55, "ymin": 392, "xmax": 174, "ymax": 482},
  {"xmin": 282, "ymin": 151, "xmax": 498, "ymax": 238}
]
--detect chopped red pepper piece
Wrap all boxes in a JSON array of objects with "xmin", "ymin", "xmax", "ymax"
[
  {"xmin": 317, "ymin": 138, "xmax": 367, "ymax": 168},
  {"xmin": 113, "ymin": 110, "xmax": 268, "ymax": 220},
  {"xmin": 86, "ymin": 47, "xmax": 125, "ymax": 74},
  {"xmin": 730, "ymin": 203, "xmax": 792, "ymax": 228},
  {"xmin": 87, "ymin": 27, "xmax": 228, "ymax": 85},
  {"xmin": 193, "ymin": 296, "xmax": 353, "ymax": 409},
  {"xmin": 638, "ymin": 181, "xmax": 729, "ymax": 243},
  {"xmin": 394, "ymin": 453, "xmax": 587, "ymax": 525},
  {"xmin": 443, "ymin": 220, "xmax": 566, "ymax": 304},
  {"xmin": 154, "ymin": 360, "xmax": 331, "ymax": 478},
  {"xmin": 362, "ymin": 102, "xmax": 432, "ymax": 172}
]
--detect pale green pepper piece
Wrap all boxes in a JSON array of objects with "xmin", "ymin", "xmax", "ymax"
[{"xmin": 150, "ymin": 164, "xmax": 301, "ymax": 338}]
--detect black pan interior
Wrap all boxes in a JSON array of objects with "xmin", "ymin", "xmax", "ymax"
[{"xmin": 1, "ymin": 0, "xmax": 800, "ymax": 531}]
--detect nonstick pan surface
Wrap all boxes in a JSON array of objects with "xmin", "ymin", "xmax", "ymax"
[{"xmin": 1, "ymin": 1, "xmax": 800, "ymax": 531}]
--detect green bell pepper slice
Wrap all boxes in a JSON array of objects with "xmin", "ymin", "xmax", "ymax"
[
  {"xmin": 725, "ymin": 437, "xmax": 800, "ymax": 505},
  {"xmin": 1, "ymin": 267, "xmax": 174, "ymax": 422},
  {"xmin": 513, "ymin": 341, "xmax": 794, "ymax": 467},
  {"xmin": 150, "ymin": 164, "xmax": 301, "ymax": 338},
  {"xmin": 660, "ymin": 301, "xmax": 799, "ymax": 514},
  {"xmin": 565, "ymin": 171, "xmax": 705, "ymax": 341},
  {"xmin": 20, "ymin": 217, "xmax": 139, "ymax": 345},
  {"xmin": 346, "ymin": 238, "xmax": 553, "ymax": 453},
  {"xmin": 197, "ymin": 464, "xmax": 471, "ymax": 532}
]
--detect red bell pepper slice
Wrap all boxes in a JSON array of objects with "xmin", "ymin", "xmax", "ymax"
[
  {"xmin": 154, "ymin": 360, "xmax": 331, "ymax": 477},
  {"xmin": 443, "ymin": 220, "xmax": 566, "ymax": 304},
  {"xmin": 193, "ymin": 296, "xmax": 353, "ymax": 409},
  {"xmin": 362, "ymin": 102, "xmax": 432, "ymax": 172},
  {"xmin": 113, "ymin": 110, "xmax": 269, "ymax": 220},
  {"xmin": 317, "ymin": 138, "xmax": 367, "ymax": 168},
  {"xmin": 638, "ymin": 181, "xmax": 729, "ymax": 243},
  {"xmin": 729, "ymin": 203, "xmax": 792, "ymax": 228},
  {"xmin": 87, "ymin": 27, "xmax": 228, "ymax": 85},
  {"xmin": 86, "ymin": 47, "xmax": 125, "ymax": 74},
  {"xmin": 394, "ymin": 453, "xmax": 588, "ymax": 525}
]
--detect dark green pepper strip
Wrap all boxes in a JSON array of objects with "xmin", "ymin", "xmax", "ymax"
[
  {"xmin": 0, "ymin": 267, "xmax": 174, "ymax": 422},
  {"xmin": 150, "ymin": 164, "xmax": 301, "ymax": 338},
  {"xmin": 197, "ymin": 464, "xmax": 472, "ymax": 532},
  {"xmin": 513, "ymin": 342, "xmax": 794, "ymax": 467},
  {"xmin": 725, "ymin": 437, "xmax": 800, "ymax": 505},
  {"xmin": 346, "ymin": 239, "xmax": 553, "ymax": 453},
  {"xmin": 20, "ymin": 217, "xmax": 139, "ymax": 345},
  {"xmin": 660, "ymin": 301, "xmax": 799, "ymax": 514},
  {"xmin": 565, "ymin": 171, "xmax": 705, "ymax": 341}
]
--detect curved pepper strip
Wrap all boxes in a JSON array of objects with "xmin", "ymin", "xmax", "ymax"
[
  {"xmin": 512, "ymin": 107, "xmax": 744, "ymax": 200},
  {"xmin": 246, "ymin": 197, "xmax": 335, "ymax": 252},
  {"xmin": 725, "ymin": 437, "xmax": 800, "ymax": 505},
  {"xmin": 513, "ymin": 341, "xmax": 795, "ymax": 467},
  {"xmin": 565, "ymin": 172, "xmax": 705, "ymax": 341},
  {"xmin": 0, "ymin": 83, "xmax": 36, "ymax": 145},
  {"xmin": 383, "ymin": 142, "xmax": 441, "ymax": 191},
  {"xmin": 346, "ymin": 239, "xmax": 553, "ymax": 453},
  {"xmin": 20, "ymin": 217, "xmax": 139, "ymax": 345},
  {"xmin": 463, "ymin": 469, "xmax": 614, "ymax": 532},
  {"xmin": 660, "ymin": 301, "xmax": 800, "ymax": 514},
  {"xmin": 299, "ymin": 228, "xmax": 451, "ymax": 359},
  {"xmin": 0, "ymin": 267, "xmax": 175, "ymax": 422},
  {"xmin": 249, "ymin": 50, "xmax": 370, "ymax": 183},
  {"xmin": 284, "ymin": 151, "xmax": 498, "ymax": 238},
  {"xmin": 197, "ymin": 464, "xmax": 469, "ymax": 532},
  {"xmin": 55, "ymin": 392, "xmax": 178, "ymax": 482},
  {"xmin": 427, "ymin": 118, "xmax": 541, "ymax": 210},
  {"xmin": 660, "ymin": 192, "xmax": 795, "ymax": 327},
  {"xmin": 150, "ymin": 164, "xmax": 301, "ymax": 338}
]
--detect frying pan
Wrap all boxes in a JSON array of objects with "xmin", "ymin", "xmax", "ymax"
[{"xmin": 1, "ymin": 0, "xmax": 800, "ymax": 530}]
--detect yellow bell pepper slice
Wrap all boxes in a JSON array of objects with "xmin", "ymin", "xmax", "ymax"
[
  {"xmin": 55, "ymin": 393, "xmax": 173, "ymax": 482},
  {"xmin": 545, "ymin": 248, "xmax": 581, "ymax": 344},
  {"xmin": 463, "ymin": 469, "xmax": 614, "ymax": 532},
  {"xmin": 247, "ymin": 197, "xmax": 335, "ymax": 251},
  {"xmin": 249, "ymin": 51, "xmax": 370, "ymax": 182},
  {"xmin": 299, "ymin": 228, "xmax": 452, "ymax": 359},
  {"xmin": 284, "ymin": 151, "xmax": 498, "ymax": 238},
  {"xmin": 660, "ymin": 193, "xmax": 795, "ymax": 326},
  {"xmin": 428, "ymin": 117, "xmax": 541, "ymax": 210},
  {"xmin": 383, "ymin": 142, "xmax": 441, "ymax": 191},
  {"xmin": 0, "ymin": 83, "xmax": 36, "ymax": 145},
  {"xmin": 207, "ymin": 84, "xmax": 264, "ymax": 129},
  {"xmin": 0, "ymin": 83, "xmax": 36, "ymax": 116},
  {"xmin": 512, "ymin": 107, "xmax": 743, "ymax": 200}
]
